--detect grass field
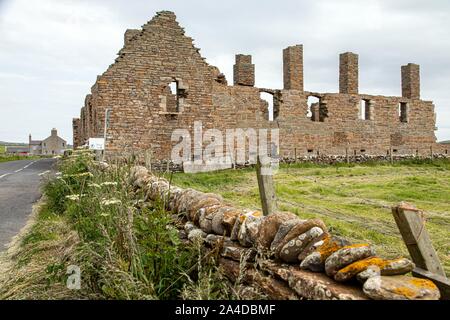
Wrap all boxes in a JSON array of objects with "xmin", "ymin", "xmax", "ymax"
[
  {"xmin": 0, "ymin": 145, "xmax": 5, "ymax": 153},
  {"xmin": 171, "ymin": 160, "xmax": 450, "ymax": 276}
]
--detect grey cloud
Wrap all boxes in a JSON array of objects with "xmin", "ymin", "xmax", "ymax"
[{"xmin": 0, "ymin": 0, "xmax": 449, "ymax": 142}]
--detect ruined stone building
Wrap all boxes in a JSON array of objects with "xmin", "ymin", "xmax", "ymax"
[{"xmin": 73, "ymin": 11, "xmax": 446, "ymax": 162}]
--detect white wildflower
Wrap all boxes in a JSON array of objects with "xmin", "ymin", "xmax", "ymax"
[
  {"xmin": 88, "ymin": 183, "xmax": 101, "ymax": 188},
  {"xmin": 101, "ymin": 198, "xmax": 122, "ymax": 206},
  {"xmin": 64, "ymin": 172, "xmax": 94, "ymax": 178},
  {"xmin": 100, "ymin": 181, "xmax": 118, "ymax": 187},
  {"xmin": 66, "ymin": 194, "xmax": 80, "ymax": 201}
]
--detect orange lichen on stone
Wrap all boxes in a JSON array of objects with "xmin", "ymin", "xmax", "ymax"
[
  {"xmin": 341, "ymin": 243, "xmax": 370, "ymax": 250},
  {"xmin": 316, "ymin": 235, "xmax": 343, "ymax": 259},
  {"xmin": 239, "ymin": 210, "xmax": 262, "ymax": 223},
  {"xmin": 321, "ymin": 242, "xmax": 368, "ymax": 258},
  {"xmin": 408, "ymin": 278, "xmax": 438, "ymax": 290},
  {"xmin": 392, "ymin": 286, "xmax": 418, "ymax": 299},
  {"xmin": 337, "ymin": 257, "xmax": 385, "ymax": 275}
]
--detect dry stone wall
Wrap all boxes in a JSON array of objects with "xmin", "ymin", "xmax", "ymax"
[
  {"xmin": 73, "ymin": 10, "xmax": 446, "ymax": 163},
  {"xmin": 128, "ymin": 165, "xmax": 442, "ymax": 300}
]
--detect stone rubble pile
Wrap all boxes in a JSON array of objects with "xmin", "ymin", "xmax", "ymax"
[{"xmin": 129, "ymin": 166, "xmax": 441, "ymax": 300}]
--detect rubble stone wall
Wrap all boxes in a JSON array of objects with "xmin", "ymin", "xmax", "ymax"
[
  {"xmin": 128, "ymin": 165, "xmax": 441, "ymax": 300},
  {"xmin": 73, "ymin": 11, "xmax": 444, "ymax": 162}
]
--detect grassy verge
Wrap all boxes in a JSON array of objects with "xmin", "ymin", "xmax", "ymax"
[
  {"xmin": 171, "ymin": 159, "xmax": 450, "ymax": 276},
  {"xmin": 0, "ymin": 153, "xmax": 41, "ymax": 163},
  {"xmin": 0, "ymin": 151, "xmax": 243, "ymax": 300}
]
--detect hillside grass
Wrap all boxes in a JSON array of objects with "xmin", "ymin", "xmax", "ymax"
[{"xmin": 171, "ymin": 159, "xmax": 450, "ymax": 276}]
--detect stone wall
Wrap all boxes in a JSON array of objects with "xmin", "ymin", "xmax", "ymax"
[
  {"xmin": 72, "ymin": 10, "xmax": 443, "ymax": 161},
  {"xmin": 128, "ymin": 165, "xmax": 441, "ymax": 300}
]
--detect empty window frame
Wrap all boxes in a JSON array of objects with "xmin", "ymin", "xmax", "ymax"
[
  {"xmin": 307, "ymin": 96, "xmax": 319, "ymax": 121},
  {"xmin": 166, "ymin": 81, "xmax": 180, "ymax": 112},
  {"xmin": 260, "ymin": 92, "xmax": 275, "ymax": 121},
  {"xmin": 398, "ymin": 102, "xmax": 408, "ymax": 123},
  {"xmin": 307, "ymin": 96, "xmax": 327, "ymax": 122},
  {"xmin": 359, "ymin": 99, "xmax": 371, "ymax": 120}
]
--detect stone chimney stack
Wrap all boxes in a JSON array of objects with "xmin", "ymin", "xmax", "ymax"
[
  {"xmin": 339, "ymin": 52, "xmax": 359, "ymax": 94},
  {"xmin": 283, "ymin": 45, "xmax": 304, "ymax": 91},
  {"xmin": 51, "ymin": 128, "xmax": 57, "ymax": 137},
  {"xmin": 233, "ymin": 54, "xmax": 255, "ymax": 86},
  {"xmin": 401, "ymin": 63, "xmax": 420, "ymax": 99}
]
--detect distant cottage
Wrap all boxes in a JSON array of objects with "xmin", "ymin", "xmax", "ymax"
[{"xmin": 29, "ymin": 128, "xmax": 67, "ymax": 155}]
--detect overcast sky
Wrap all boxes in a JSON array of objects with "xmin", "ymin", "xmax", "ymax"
[{"xmin": 0, "ymin": 0, "xmax": 449, "ymax": 143}]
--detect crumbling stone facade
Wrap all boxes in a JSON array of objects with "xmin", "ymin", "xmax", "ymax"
[{"xmin": 73, "ymin": 11, "xmax": 445, "ymax": 161}]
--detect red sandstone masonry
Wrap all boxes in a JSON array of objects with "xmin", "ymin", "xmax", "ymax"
[{"xmin": 73, "ymin": 11, "xmax": 441, "ymax": 160}]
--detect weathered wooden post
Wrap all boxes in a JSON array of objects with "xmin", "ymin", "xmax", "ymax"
[
  {"xmin": 345, "ymin": 148, "xmax": 349, "ymax": 164},
  {"xmin": 430, "ymin": 145, "xmax": 434, "ymax": 160},
  {"xmin": 392, "ymin": 202, "xmax": 450, "ymax": 299},
  {"xmin": 256, "ymin": 155, "xmax": 277, "ymax": 216},
  {"xmin": 294, "ymin": 148, "xmax": 297, "ymax": 163}
]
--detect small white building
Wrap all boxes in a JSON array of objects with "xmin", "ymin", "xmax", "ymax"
[{"xmin": 29, "ymin": 128, "xmax": 67, "ymax": 155}]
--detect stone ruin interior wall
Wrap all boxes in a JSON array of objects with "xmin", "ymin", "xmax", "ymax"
[{"xmin": 72, "ymin": 10, "xmax": 446, "ymax": 160}]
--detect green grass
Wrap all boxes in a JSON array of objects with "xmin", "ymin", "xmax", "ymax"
[
  {"xmin": 0, "ymin": 145, "xmax": 5, "ymax": 153},
  {"xmin": 171, "ymin": 160, "xmax": 450, "ymax": 276}
]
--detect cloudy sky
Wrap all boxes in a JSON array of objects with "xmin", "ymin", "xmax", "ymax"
[{"xmin": 0, "ymin": 0, "xmax": 449, "ymax": 143}]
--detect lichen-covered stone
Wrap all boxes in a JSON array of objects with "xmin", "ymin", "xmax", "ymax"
[
  {"xmin": 198, "ymin": 208, "xmax": 213, "ymax": 234},
  {"xmin": 381, "ymin": 258, "xmax": 415, "ymax": 276},
  {"xmin": 356, "ymin": 265, "xmax": 381, "ymax": 283},
  {"xmin": 325, "ymin": 244, "xmax": 375, "ymax": 277},
  {"xmin": 274, "ymin": 219, "xmax": 328, "ymax": 259},
  {"xmin": 334, "ymin": 257, "xmax": 381, "ymax": 282},
  {"xmin": 230, "ymin": 214, "xmax": 242, "ymax": 241},
  {"xmin": 256, "ymin": 212, "xmax": 299, "ymax": 251},
  {"xmin": 270, "ymin": 219, "xmax": 302, "ymax": 254},
  {"xmin": 222, "ymin": 208, "xmax": 240, "ymax": 234},
  {"xmin": 335, "ymin": 257, "xmax": 415, "ymax": 282},
  {"xmin": 297, "ymin": 233, "xmax": 328, "ymax": 262},
  {"xmin": 188, "ymin": 196, "xmax": 222, "ymax": 224},
  {"xmin": 184, "ymin": 221, "xmax": 196, "ymax": 234},
  {"xmin": 300, "ymin": 252, "xmax": 324, "ymax": 272},
  {"xmin": 188, "ymin": 228, "xmax": 207, "ymax": 242},
  {"xmin": 279, "ymin": 227, "xmax": 324, "ymax": 263},
  {"xmin": 363, "ymin": 275, "xmax": 440, "ymax": 300},
  {"xmin": 211, "ymin": 209, "xmax": 226, "ymax": 236},
  {"xmin": 176, "ymin": 189, "xmax": 202, "ymax": 214},
  {"xmin": 238, "ymin": 212, "xmax": 264, "ymax": 247},
  {"xmin": 299, "ymin": 235, "xmax": 349, "ymax": 272},
  {"xmin": 231, "ymin": 210, "xmax": 262, "ymax": 241}
]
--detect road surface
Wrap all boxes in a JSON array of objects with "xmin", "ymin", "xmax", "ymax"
[{"xmin": 0, "ymin": 158, "xmax": 56, "ymax": 250}]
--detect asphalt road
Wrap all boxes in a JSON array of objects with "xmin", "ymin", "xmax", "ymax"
[{"xmin": 0, "ymin": 158, "xmax": 56, "ymax": 250}]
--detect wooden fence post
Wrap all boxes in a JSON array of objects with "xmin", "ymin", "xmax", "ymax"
[
  {"xmin": 256, "ymin": 156, "xmax": 277, "ymax": 216},
  {"xmin": 392, "ymin": 202, "xmax": 449, "ymax": 299},
  {"xmin": 294, "ymin": 148, "xmax": 297, "ymax": 163},
  {"xmin": 345, "ymin": 148, "xmax": 349, "ymax": 164},
  {"xmin": 392, "ymin": 202, "xmax": 446, "ymax": 277}
]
